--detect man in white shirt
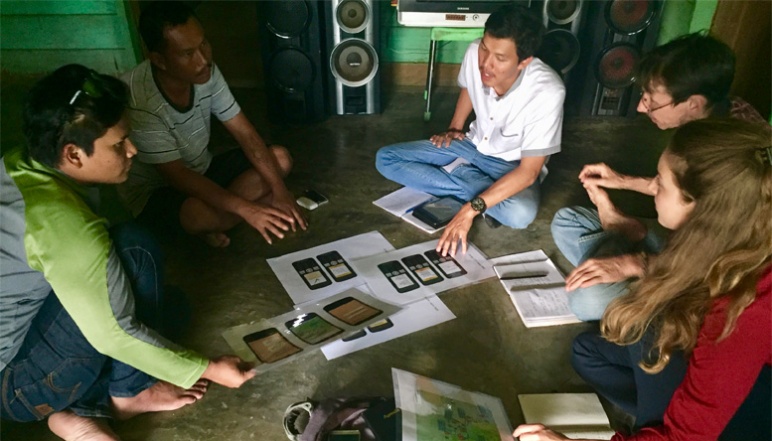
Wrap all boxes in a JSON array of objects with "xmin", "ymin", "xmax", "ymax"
[
  {"xmin": 120, "ymin": 1, "xmax": 305, "ymax": 247},
  {"xmin": 376, "ymin": 4, "xmax": 565, "ymax": 256}
]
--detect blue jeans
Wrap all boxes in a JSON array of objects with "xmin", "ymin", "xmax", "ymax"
[
  {"xmin": 551, "ymin": 206, "xmax": 665, "ymax": 321},
  {"xmin": 0, "ymin": 223, "xmax": 184, "ymax": 421},
  {"xmin": 375, "ymin": 138, "xmax": 541, "ymax": 228},
  {"xmin": 572, "ymin": 330, "xmax": 772, "ymax": 439}
]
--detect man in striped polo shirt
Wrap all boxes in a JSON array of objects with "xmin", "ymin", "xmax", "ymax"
[{"xmin": 120, "ymin": 1, "xmax": 306, "ymax": 247}]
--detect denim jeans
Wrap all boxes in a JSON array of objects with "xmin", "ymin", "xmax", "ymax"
[
  {"xmin": 0, "ymin": 223, "xmax": 183, "ymax": 421},
  {"xmin": 572, "ymin": 330, "xmax": 772, "ymax": 439},
  {"xmin": 551, "ymin": 206, "xmax": 666, "ymax": 321},
  {"xmin": 375, "ymin": 138, "xmax": 540, "ymax": 228}
]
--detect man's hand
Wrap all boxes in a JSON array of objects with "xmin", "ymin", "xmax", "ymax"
[
  {"xmin": 201, "ymin": 355, "xmax": 256, "ymax": 388},
  {"xmin": 578, "ymin": 163, "xmax": 626, "ymax": 189},
  {"xmin": 430, "ymin": 129, "xmax": 465, "ymax": 148},
  {"xmin": 436, "ymin": 204, "xmax": 477, "ymax": 257},
  {"xmin": 565, "ymin": 254, "xmax": 646, "ymax": 292},
  {"xmin": 270, "ymin": 188, "xmax": 307, "ymax": 232},
  {"xmin": 238, "ymin": 201, "xmax": 296, "ymax": 244},
  {"xmin": 513, "ymin": 424, "xmax": 575, "ymax": 441}
]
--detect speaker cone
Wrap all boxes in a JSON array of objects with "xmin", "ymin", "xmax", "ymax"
[
  {"xmin": 545, "ymin": 0, "xmax": 582, "ymax": 25},
  {"xmin": 330, "ymin": 39, "xmax": 379, "ymax": 87},
  {"xmin": 605, "ymin": 0, "xmax": 656, "ymax": 35},
  {"xmin": 336, "ymin": 0, "xmax": 369, "ymax": 34},
  {"xmin": 595, "ymin": 43, "xmax": 640, "ymax": 89},
  {"xmin": 270, "ymin": 49, "xmax": 314, "ymax": 93},
  {"xmin": 266, "ymin": 0, "xmax": 310, "ymax": 37},
  {"xmin": 538, "ymin": 29, "xmax": 581, "ymax": 74}
]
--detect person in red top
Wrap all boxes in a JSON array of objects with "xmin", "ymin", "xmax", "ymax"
[{"xmin": 515, "ymin": 119, "xmax": 772, "ymax": 441}]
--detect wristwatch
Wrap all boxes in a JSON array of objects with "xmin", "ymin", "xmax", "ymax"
[{"xmin": 470, "ymin": 196, "xmax": 487, "ymax": 214}]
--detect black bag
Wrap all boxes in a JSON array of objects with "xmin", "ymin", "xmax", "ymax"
[{"xmin": 283, "ymin": 397, "xmax": 400, "ymax": 441}]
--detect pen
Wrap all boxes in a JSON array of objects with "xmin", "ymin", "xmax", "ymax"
[{"xmin": 499, "ymin": 271, "xmax": 549, "ymax": 280}]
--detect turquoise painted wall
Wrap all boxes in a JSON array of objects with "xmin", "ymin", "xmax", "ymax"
[{"xmin": 0, "ymin": 1, "xmax": 140, "ymax": 76}]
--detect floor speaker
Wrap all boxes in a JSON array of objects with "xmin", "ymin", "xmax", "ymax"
[
  {"xmin": 325, "ymin": 0, "xmax": 381, "ymax": 115},
  {"xmin": 565, "ymin": 0, "xmax": 662, "ymax": 117},
  {"xmin": 259, "ymin": 0, "xmax": 326, "ymax": 123},
  {"xmin": 536, "ymin": 0, "xmax": 586, "ymax": 81}
]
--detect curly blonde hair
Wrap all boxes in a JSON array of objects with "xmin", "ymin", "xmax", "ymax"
[{"xmin": 601, "ymin": 119, "xmax": 772, "ymax": 373}]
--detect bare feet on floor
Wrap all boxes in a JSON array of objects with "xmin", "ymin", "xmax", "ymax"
[
  {"xmin": 202, "ymin": 232, "xmax": 231, "ymax": 248},
  {"xmin": 110, "ymin": 380, "xmax": 209, "ymax": 421},
  {"xmin": 585, "ymin": 184, "xmax": 647, "ymax": 243},
  {"xmin": 48, "ymin": 411, "xmax": 119, "ymax": 441}
]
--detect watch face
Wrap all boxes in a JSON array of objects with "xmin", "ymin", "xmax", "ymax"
[{"xmin": 471, "ymin": 197, "xmax": 486, "ymax": 213}]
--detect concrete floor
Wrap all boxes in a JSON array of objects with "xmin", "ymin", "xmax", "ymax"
[{"xmin": 1, "ymin": 84, "xmax": 671, "ymax": 440}]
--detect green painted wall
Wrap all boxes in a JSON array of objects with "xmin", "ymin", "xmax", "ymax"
[{"xmin": 0, "ymin": 0, "xmax": 140, "ymax": 76}]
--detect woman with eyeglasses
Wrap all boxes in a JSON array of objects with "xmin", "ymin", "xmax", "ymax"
[
  {"xmin": 516, "ymin": 118, "xmax": 771, "ymax": 441},
  {"xmin": 550, "ymin": 33, "xmax": 769, "ymax": 322}
]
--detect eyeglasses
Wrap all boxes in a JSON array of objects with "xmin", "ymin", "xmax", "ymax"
[
  {"xmin": 68, "ymin": 71, "xmax": 105, "ymax": 105},
  {"xmin": 640, "ymin": 92, "xmax": 673, "ymax": 114}
]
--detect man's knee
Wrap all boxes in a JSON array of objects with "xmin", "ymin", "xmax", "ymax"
[
  {"xmin": 491, "ymin": 202, "xmax": 538, "ymax": 229},
  {"xmin": 375, "ymin": 146, "xmax": 394, "ymax": 177},
  {"xmin": 109, "ymin": 223, "xmax": 162, "ymax": 270},
  {"xmin": 270, "ymin": 145, "xmax": 292, "ymax": 176},
  {"xmin": 551, "ymin": 206, "xmax": 580, "ymax": 231}
]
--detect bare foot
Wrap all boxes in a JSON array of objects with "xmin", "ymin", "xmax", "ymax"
[
  {"xmin": 201, "ymin": 232, "xmax": 231, "ymax": 248},
  {"xmin": 48, "ymin": 411, "xmax": 119, "ymax": 441},
  {"xmin": 586, "ymin": 184, "xmax": 647, "ymax": 242},
  {"xmin": 111, "ymin": 380, "xmax": 208, "ymax": 421}
]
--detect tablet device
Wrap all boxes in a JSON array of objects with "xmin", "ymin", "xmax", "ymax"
[{"xmin": 411, "ymin": 196, "xmax": 465, "ymax": 229}]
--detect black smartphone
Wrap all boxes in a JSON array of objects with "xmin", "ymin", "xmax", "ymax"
[
  {"xmin": 292, "ymin": 258, "xmax": 332, "ymax": 290},
  {"xmin": 424, "ymin": 249, "xmax": 467, "ymax": 278},
  {"xmin": 377, "ymin": 260, "xmax": 419, "ymax": 293},
  {"xmin": 411, "ymin": 196, "xmax": 464, "ymax": 229},
  {"xmin": 401, "ymin": 254, "xmax": 443, "ymax": 285},
  {"xmin": 243, "ymin": 328, "xmax": 301, "ymax": 363},
  {"xmin": 317, "ymin": 251, "xmax": 357, "ymax": 282}
]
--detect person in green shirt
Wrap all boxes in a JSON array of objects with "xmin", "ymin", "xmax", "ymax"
[{"xmin": 0, "ymin": 64, "xmax": 254, "ymax": 440}]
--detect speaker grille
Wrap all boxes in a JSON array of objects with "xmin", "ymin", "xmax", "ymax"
[
  {"xmin": 330, "ymin": 39, "xmax": 378, "ymax": 87},
  {"xmin": 546, "ymin": 0, "xmax": 581, "ymax": 25},
  {"xmin": 270, "ymin": 49, "xmax": 314, "ymax": 93},
  {"xmin": 337, "ymin": 0, "xmax": 369, "ymax": 34},
  {"xmin": 595, "ymin": 43, "xmax": 640, "ymax": 89},
  {"xmin": 266, "ymin": 1, "xmax": 310, "ymax": 37},
  {"xmin": 539, "ymin": 29, "xmax": 581, "ymax": 74},
  {"xmin": 606, "ymin": 0, "xmax": 656, "ymax": 35}
]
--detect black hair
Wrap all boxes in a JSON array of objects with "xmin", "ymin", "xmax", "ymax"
[
  {"xmin": 22, "ymin": 64, "xmax": 128, "ymax": 168},
  {"xmin": 139, "ymin": 1, "xmax": 198, "ymax": 53},
  {"xmin": 484, "ymin": 4, "xmax": 544, "ymax": 60},
  {"xmin": 637, "ymin": 33, "xmax": 735, "ymax": 109}
]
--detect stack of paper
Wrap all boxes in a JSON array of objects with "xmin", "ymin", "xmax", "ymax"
[
  {"xmin": 490, "ymin": 250, "xmax": 581, "ymax": 328},
  {"xmin": 372, "ymin": 187, "xmax": 443, "ymax": 234},
  {"xmin": 518, "ymin": 393, "xmax": 615, "ymax": 440}
]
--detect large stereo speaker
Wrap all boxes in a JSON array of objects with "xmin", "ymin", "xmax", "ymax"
[
  {"xmin": 565, "ymin": 0, "xmax": 662, "ymax": 117},
  {"xmin": 537, "ymin": 0, "xmax": 586, "ymax": 81},
  {"xmin": 259, "ymin": 0, "xmax": 326, "ymax": 123},
  {"xmin": 325, "ymin": 0, "xmax": 381, "ymax": 115}
]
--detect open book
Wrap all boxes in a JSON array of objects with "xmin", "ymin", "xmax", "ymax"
[
  {"xmin": 518, "ymin": 393, "xmax": 615, "ymax": 440},
  {"xmin": 490, "ymin": 250, "xmax": 581, "ymax": 328},
  {"xmin": 373, "ymin": 187, "xmax": 443, "ymax": 234}
]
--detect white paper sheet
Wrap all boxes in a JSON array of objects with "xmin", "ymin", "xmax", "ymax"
[
  {"xmin": 267, "ymin": 231, "xmax": 395, "ymax": 305},
  {"xmin": 352, "ymin": 240, "xmax": 495, "ymax": 306},
  {"xmin": 222, "ymin": 288, "xmax": 401, "ymax": 373},
  {"xmin": 518, "ymin": 393, "xmax": 614, "ymax": 440},
  {"xmin": 393, "ymin": 368, "xmax": 514, "ymax": 441},
  {"xmin": 373, "ymin": 187, "xmax": 443, "ymax": 234},
  {"xmin": 321, "ymin": 294, "xmax": 455, "ymax": 360}
]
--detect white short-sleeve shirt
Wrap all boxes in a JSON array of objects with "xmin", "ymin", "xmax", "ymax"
[
  {"xmin": 118, "ymin": 60, "xmax": 241, "ymax": 215},
  {"xmin": 457, "ymin": 39, "xmax": 565, "ymax": 163}
]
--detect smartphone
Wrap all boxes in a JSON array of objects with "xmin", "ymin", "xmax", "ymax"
[
  {"xmin": 367, "ymin": 318, "xmax": 394, "ymax": 333},
  {"xmin": 401, "ymin": 254, "xmax": 443, "ymax": 285},
  {"xmin": 243, "ymin": 328, "xmax": 301, "ymax": 363},
  {"xmin": 292, "ymin": 258, "xmax": 332, "ymax": 290},
  {"xmin": 297, "ymin": 189, "xmax": 328, "ymax": 210},
  {"xmin": 411, "ymin": 196, "xmax": 464, "ymax": 229},
  {"xmin": 377, "ymin": 260, "xmax": 419, "ymax": 293},
  {"xmin": 424, "ymin": 250, "xmax": 467, "ymax": 278},
  {"xmin": 317, "ymin": 251, "xmax": 357, "ymax": 282}
]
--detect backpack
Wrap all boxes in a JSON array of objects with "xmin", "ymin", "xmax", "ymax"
[{"xmin": 283, "ymin": 397, "xmax": 400, "ymax": 441}]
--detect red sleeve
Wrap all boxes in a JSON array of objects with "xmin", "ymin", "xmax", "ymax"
[{"xmin": 612, "ymin": 267, "xmax": 772, "ymax": 441}]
